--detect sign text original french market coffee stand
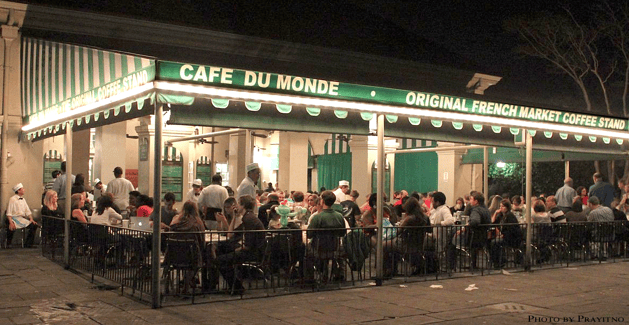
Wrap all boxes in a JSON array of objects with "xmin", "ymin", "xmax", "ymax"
[{"xmin": 158, "ymin": 61, "xmax": 628, "ymax": 132}]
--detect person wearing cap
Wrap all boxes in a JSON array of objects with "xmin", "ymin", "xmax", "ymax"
[
  {"xmin": 237, "ymin": 163, "xmax": 260, "ymax": 200},
  {"xmin": 52, "ymin": 161, "xmax": 75, "ymax": 213},
  {"xmin": 5, "ymin": 183, "xmax": 39, "ymax": 248},
  {"xmin": 105, "ymin": 167, "xmax": 135, "ymax": 211},
  {"xmin": 555, "ymin": 177, "xmax": 577, "ymax": 213},
  {"xmin": 92, "ymin": 178, "xmax": 104, "ymax": 202},
  {"xmin": 185, "ymin": 179, "xmax": 204, "ymax": 205},
  {"xmin": 333, "ymin": 180, "xmax": 350, "ymax": 205}
]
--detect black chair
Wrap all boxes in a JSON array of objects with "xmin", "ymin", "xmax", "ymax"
[
  {"xmin": 231, "ymin": 236, "xmax": 274, "ymax": 296},
  {"xmin": 162, "ymin": 236, "xmax": 202, "ymax": 301},
  {"xmin": 311, "ymin": 232, "xmax": 346, "ymax": 289}
]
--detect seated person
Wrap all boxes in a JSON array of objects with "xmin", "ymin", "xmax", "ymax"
[
  {"xmin": 5, "ymin": 183, "xmax": 39, "ymax": 248},
  {"xmin": 149, "ymin": 192, "xmax": 178, "ymax": 230},
  {"xmin": 166, "ymin": 201, "xmax": 205, "ymax": 294},
  {"xmin": 135, "ymin": 194, "xmax": 153, "ymax": 217},
  {"xmin": 41, "ymin": 190, "xmax": 63, "ymax": 218},
  {"xmin": 91, "ymin": 195, "xmax": 123, "ymax": 226},
  {"xmin": 267, "ymin": 205, "xmax": 282, "ymax": 229},
  {"xmin": 215, "ymin": 195, "xmax": 265, "ymax": 295},
  {"xmin": 307, "ymin": 190, "xmax": 346, "ymax": 250},
  {"xmin": 70, "ymin": 193, "xmax": 88, "ymax": 223},
  {"xmin": 383, "ymin": 197, "xmax": 429, "ymax": 276}
]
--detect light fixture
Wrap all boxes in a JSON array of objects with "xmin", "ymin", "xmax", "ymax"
[
  {"xmin": 496, "ymin": 161, "xmax": 506, "ymax": 168},
  {"xmin": 154, "ymin": 81, "xmax": 629, "ymax": 141}
]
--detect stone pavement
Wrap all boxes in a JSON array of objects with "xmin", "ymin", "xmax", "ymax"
[{"xmin": 1, "ymin": 248, "xmax": 628, "ymax": 324}]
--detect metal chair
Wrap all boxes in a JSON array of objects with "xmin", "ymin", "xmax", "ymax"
[
  {"xmin": 162, "ymin": 236, "xmax": 202, "ymax": 302},
  {"xmin": 231, "ymin": 236, "xmax": 274, "ymax": 296}
]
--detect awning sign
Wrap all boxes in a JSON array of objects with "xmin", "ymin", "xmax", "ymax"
[
  {"xmin": 158, "ymin": 61, "xmax": 628, "ymax": 132},
  {"xmin": 22, "ymin": 38, "xmax": 156, "ymax": 125}
]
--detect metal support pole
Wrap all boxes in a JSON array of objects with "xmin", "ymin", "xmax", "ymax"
[
  {"xmin": 151, "ymin": 104, "xmax": 163, "ymax": 308},
  {"xmin": 375, "ymin": 114, "xmax": 385, "ymax": 285},
  {"xmin": 210, "ymin": 127, "xmax": 215, "ymax": 175},
  {"xmin": 63, "ymin": 123, "xmax": 72, "ymax": 267},
  {"xmin": 565, "ymin": 161, "xmax": 570, "ymax": 179},
  {"xmin": 483, "ymin": 147, "xmax": 489, "ymax": 199},
  {"xmin": 525, "ymin": 131, "xmax": 533, "ymax": 271}
]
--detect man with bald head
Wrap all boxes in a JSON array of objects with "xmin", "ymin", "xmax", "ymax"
[{"xmin": 555, "ymin": 177, "xmax": 577, "ymax": 213}]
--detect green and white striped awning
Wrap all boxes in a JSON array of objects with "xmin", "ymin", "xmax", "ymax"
[{"xmin": 21, "ymin": 38, "xmax": 156, "ymax": 140}]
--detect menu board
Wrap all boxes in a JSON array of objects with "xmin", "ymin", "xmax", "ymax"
[
  {"xmin": 196, "ymin": 163, "xmax": 212, "ymax": 187},
  {"xmin": 162, "ymin": 163, "xmax": 183, "ymax": 201},
  {"xmin": 43, "ymin": 160, "xmax": 62, "ymax": 186}
]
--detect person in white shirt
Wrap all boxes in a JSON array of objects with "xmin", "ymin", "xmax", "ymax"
[
  {"xmin": 52, "ymin": 161, "xmax": 75, "ymax": 213},
  {"xmin": 237, "ymin": 163, "xmax": 260, "ymax": 200},
  {"xmin": 185, "ymin": 179, "xmax": 203, "ymax": 205},
  {"xmin": 90, "ymin": 195, "xmax": 123, "ymax": 226},
  {"xmin": 5, "ymin": 183, "xmax": 39, "ymax": 248},
  {"xmin": 333, "ymin": 180, "xmax": 350, "ymax": 205},
  {"xmin": 198, "ymin": 174, "xmax": 229, "ymax": 227},
  {"xmin": 105, "ymin": 167, "xmax": 135, "ymax": 211},
  {"xmin": 429, "ymin": 191, "xmax": 455, "ymax": 252}
]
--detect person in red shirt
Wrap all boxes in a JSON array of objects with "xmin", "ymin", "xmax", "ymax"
[{"xmin": 136, "ymin": 194, "xmax": 154, "ymax": 217}]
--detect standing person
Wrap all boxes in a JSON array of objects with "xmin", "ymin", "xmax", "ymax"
[
  {"xmin": 105, "ymin": 167, "xmax": 135, "ymax": 211},
  {"xmin": 198, "ymin": 174, "xmax": 229, "ymax": 226},
  {"xmin": 185, "ymin": 179, "xmax": 203, "ymax": 205},
  {"xmin": 5, "ymin": 183, "xmax": 39, "ymax": 248},
  {"xmin": 91, "ymin": 178, "xmax": 104, "ymax": 202},
  {"xmin": 332, "ymin": 180, "xmax": 350, "ymax": 205},
  {"xmin": 467, "ymin": 191, "xmax": 491, "ymax": 269},
  {"xmin": 589, "ymin": 173, "xmax": 615, "ymax": 208},
  {"xmin": 52, "ymin": 161, "xmax": 75, "ymax": 213},
  {"xmin": 555, "ymin": 177, "xmax": 577, "ymax": 213},
  {"xmin": 45, "ymin": 170, "xmax": 61, "ymax": 192},
  {"xmin": 237, "ymin": 163, "xmax": 260, "ymax": 200}
]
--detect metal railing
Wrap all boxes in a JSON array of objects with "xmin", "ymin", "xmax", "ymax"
[{"xmin": 40, "ymin": 216, "xmax": 629, "ymax": 306}]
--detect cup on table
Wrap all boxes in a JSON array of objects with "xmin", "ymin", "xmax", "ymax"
[{"xmin": 122, "ymin": 219, "xmax": 130, "ymax": 228}]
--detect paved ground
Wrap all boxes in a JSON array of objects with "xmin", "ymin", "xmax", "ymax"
[{"xmin": 1, "ymin": 248, "xmax": 628, "ymax": 324}]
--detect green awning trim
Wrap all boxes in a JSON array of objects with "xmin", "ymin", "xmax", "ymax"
[
  {"xmin": 245, "ymin": 101, "xmax": 261, "ymax": 111},
  {"xmin": 114, "ymin": 107, "xmax": 121, "ymax": 116},
  {"xmin": 559, "ymin": 133, "xmax": 568, "ymax": 140},
  {"xmin": 510, "ymin": 128, "xmax": 520, "ymax": 135},
  {"xmin": 276, "ymin": 104, "xmax": 292, "ymax": 114},
  {"xmin": 617, "ymin": 139, "xmax": 624, "ymax": 145},
  {"xmin": 473, "ymin": 124, "xmax": 483, "ymax": 132},
  {"xmin": 589, "ymin": 136, "xmax": 597, "ymax": 142},
  {"xmin": 158, "ymin": 93, "xmax": 195, "ymax": 105},
  {"xmin": 94, "ymin": 112, "xmax": 100, "ymax": 122},
  {"xmin": 360, "ymin": 112, "xmax": 373, "ymax": 120},
  {"xmin": 125, "ymin": 103, "xmax": 132, "ymax": 113},
  {"xmin": 528, "ymin": 130, "xmax": 536, "ymax": 136},
  {"xmin": 431, "ymin": 120, "xmax": 442, "ymax": 127},
  {"xmin": 408, "ymin": 117, "xmax": 421, "ymax": 125},
  {"xmin": 386, "ymin": 115, "xmax": 398, "ymax": 123},
  {"xmin": 211, "ymin": 98, "xmax": 229, "ymax": 109},
  {"xmin": 76, "ymin": 118, "xmax": 81, "ymax": 126},
  {"xmin": 334, "ymin": 110, "xmax": 348, "ymax": 119},
  {"xmin": 574, "ymin": 134, "xmax": 582, "ymax": 141},
  {"xmin": 491, "ymin": 125, "xmax": 501, "ymax": 133},
  {"xmin": 452, "ymin": 122, "xmax": 463, "ymax": 130},
  {"xmin": 307, "ymin": 107, "xmax": 321, "ymax": 116},
  {"xmin": 103, "ymin": 110, "xmax": 110, "ymax": 119},
  {"xmin": 603, "ymin": 137, "xmax": 610, "ymax": 144},
  {"xmin": 544, "ymin": 131, "xmax": 552, "ymax": 138}
]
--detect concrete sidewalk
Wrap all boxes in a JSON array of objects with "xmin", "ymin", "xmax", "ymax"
[{"xmin": 1, "ymin": 248, "xmax": 628, "ymax": 324}]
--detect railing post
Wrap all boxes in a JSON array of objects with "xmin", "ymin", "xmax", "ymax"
[
  {"xmin": 64, "ymin": 122, "xmax": 72, "ymax": 268},
  {"xmin": 151, "ymin": 103, "xmax": 163, "ymax": 308},
  {"xmin": 524, "ymin": 130, "xmax": 533, "ymax": 271},
  {"xmin": 375, "ymin": 114, "xmax": 384, "ymax": 285}
]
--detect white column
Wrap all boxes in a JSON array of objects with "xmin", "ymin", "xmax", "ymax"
[
  {"xmin": 287, "ymin": 132, "xmax": 309, "ymax": 192},
  {"xmin": 278, "ymin": 131, "xmax": 291, "ymax": 191},
  {"xmin": 350, "ymin": 136, "xmax": 369, "ymax": 206},
  {"xmin": 94, "ymin": 121, "xmax": 128, "ymax": 187},
  {"xmin": 436, "ymin": 146, "xmax": 465, "ymax": 206}
]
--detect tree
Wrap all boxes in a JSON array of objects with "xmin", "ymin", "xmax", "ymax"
[{"xmin": 506, "ymin": 3, "xmax": 629, "ymax": 185}]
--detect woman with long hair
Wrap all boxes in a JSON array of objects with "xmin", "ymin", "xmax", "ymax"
[
  {"xmin": 42, "ymin": 190, "xmax": 63, "ymax": 218},
  {"xmin": 576, "ymin": 186, "xmax": 588, "ymax": 206},
  {"xmin": 70, "ymin": 193, "xmax": 88, "ymax": 223},
  {"xmin": 489, "ymin": 199, "xmax": 523, "ymax": 268},
  {"xmin": 91, "ymin": 195, "xmax": 123, "ymax": 226}
]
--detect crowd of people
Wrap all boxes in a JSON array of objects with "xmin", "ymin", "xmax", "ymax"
[{"xmin": 6, "ymin": 161, "xmax": 629, "ymax": 291}]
